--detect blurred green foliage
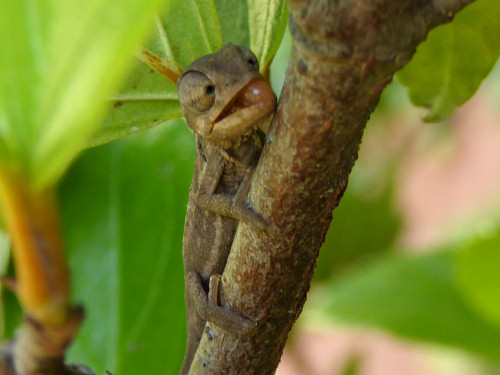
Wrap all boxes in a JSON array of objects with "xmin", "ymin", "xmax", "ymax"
[
  {"xmin": 458, "ymin": 233, "xmax": 500, "ymax": 330},
  {"xmin": 309, "ymin": 247, "xmax": 500, "ymax": 361},
  {"xmin": 0, "ymin": 0, "xmax": 167, "ymax": 189},
  {"xmin": 398, "ymin": 0, "xmax": 500, "ymax": 122},
  {"xmin": 340, "ymin": 356, "xmax": 362, "ymax": 375},
  {"xmin": 313, "ymin": 181, "xmax": 400, "ymax": 282},
  {"xmin": 1, "ymin": 0, "xmax": 500, "ymax": 374}
]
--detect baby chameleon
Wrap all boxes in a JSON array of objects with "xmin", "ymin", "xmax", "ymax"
[{"xmin": 177, "ymin": 44, "xmax": 277, "ymax": 374}]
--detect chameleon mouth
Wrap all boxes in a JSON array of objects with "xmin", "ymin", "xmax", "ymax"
[{"xmin": 210, "ymin": 78, "xmax": 277, "ymax": 140}]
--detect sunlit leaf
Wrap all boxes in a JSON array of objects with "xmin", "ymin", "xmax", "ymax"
[
  {"xmin": 89, "ymin": 61, "xmax": 182, "ymax": 148},
  {"xmin": 248, "ymin": 0, "xmax": 289, "ymax": 70},
  {"xmin": 397, "ymin": 0, "xmax": 500, "ymax": 122},
  {"xmin": 90, "ymin": 0, "xmax": 222, "ymax": 147},
  {"xmin": 269, "ymin": 25, "xmax": 292, "ymax": 95},
  {"xmin": 0, "ymin": 0, "xmax": 167, "ymax": 189},
  {"xmin": 215, "ymin": 0, "xmax": 289, "ymax": 70}
]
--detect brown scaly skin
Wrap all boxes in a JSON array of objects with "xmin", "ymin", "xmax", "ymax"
[{"xmin": 176, "ymin": 44, "xmax": 277, "ymax": 374}]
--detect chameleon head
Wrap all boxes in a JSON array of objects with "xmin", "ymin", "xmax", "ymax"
[{"xmin": 177, "ymin": 44, "xmax": 277, "ymax": 144}]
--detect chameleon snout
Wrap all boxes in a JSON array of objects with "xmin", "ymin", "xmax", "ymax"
[{"xmin": 210, "ymin": 78, "xmax": 277, "ymax": 140}]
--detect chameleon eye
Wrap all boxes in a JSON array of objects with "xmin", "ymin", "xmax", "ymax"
[
  {"xmin": 206, "ymin": 85, "xmax": 215, "ymax": 95},
  {"xmin": 177, "ymin": 71, "xmax": 216, "ymax": 113}
]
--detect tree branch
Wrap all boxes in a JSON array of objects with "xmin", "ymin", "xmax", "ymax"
[{"xmin": 189, "ymin": 0, "xmax": 476, "ymax": 373}]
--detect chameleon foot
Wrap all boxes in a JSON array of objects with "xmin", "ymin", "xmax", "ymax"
[
  {"xmin": 196, "ymin": 194, "xmax": 269, "ymax": 232},
  {"xmin": 187, "ymin": 271, "xmax": 256, "ymax": 334},
  {"xmin": 206, "ymin": 274, "xmax": 256, "ymax": 333},
  {"xmin": 231, "ymin": 203, "xmax": 269, "ymax": 232}
]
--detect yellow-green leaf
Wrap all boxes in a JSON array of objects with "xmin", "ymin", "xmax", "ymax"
[
  {"xmin": 90, "ymin": 0, "xmax": 222, "ymax": 146},
  {"xmin": 248, "ymin": 0, "xmax": 289, "ymax": 70},
  {"xmin": 0, "ymin": 0, "xmax": 167, "ymax": 189}
]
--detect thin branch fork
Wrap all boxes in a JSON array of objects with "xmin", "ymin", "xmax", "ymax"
[{"xmin": 189, "ymin": 0, "xmax": 476, "ymax": 373}]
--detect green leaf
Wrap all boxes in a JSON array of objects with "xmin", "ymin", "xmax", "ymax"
[
  {"xmin": 312, "ymin": 251, "xmax": 500, "ymax": 361},
  {"xmin": 0, "ymin": 259, "xmax": 23, "ymax": 341},
  {"xmin": 214, "ymin": 0, "xmax": 250, "ymax": 47},
  {"xmin": 59, "ymin": 120, "xmax": 194, "ymax": 374},
  {"xmin": 397, "ymin": 0, "xmax": 500, "ymax": 122},
  {"xmin": 0, "ymin": 0, "xmax": 167, "ymax": 189},
  {"xmin": 90, "ymin": 0, "xmax": 221, "ymax": 147},
  {"xmin": 248, "ymin": 0, "xmax": 289, "ymax": 70},
  {"xmin": 89, "ymin": 63, "xmax": 182, "ymax": 148},
  {"xmin": 214, "ymin": 0, "xmax": 289, "ymax": 70},
  {"xmin": 0, "ymin": 1, "xmax": 50, "ymax": 167},
  {"xmin": 154, "ymin": 0, "xmax": 222, "ymax": 69},
  {"xmin": 457, "ymin": 231, "xmax": 500, "ymax": 329}
]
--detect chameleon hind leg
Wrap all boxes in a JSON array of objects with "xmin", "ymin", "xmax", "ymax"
[
  {"xmin": 180, "ymin": 273, "xmax": 256, "ymax": 375},
  {"xmin": 186, "ymin": 271, "xmax": 256, "ymax": 332}
]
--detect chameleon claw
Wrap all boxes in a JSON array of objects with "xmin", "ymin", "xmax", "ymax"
[
  {"xmin": 208, "ymin": 274, "xmax": 221, "ymax": 306},
  {"xmin": 188, "ymin": 271, "xmax": 257, "ymax": 334},
  {"xmin": 206, "ymin": 274, "xmax": 257, "ymax": 334}
]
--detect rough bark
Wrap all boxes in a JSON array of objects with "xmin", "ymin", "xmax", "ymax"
[{"xmin": 188, "ymin": 0, "xmax": 476, "ymax": 374}]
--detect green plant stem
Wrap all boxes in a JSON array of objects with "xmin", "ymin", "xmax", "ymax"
[
  {"xmin": 0, "ymin": 168, "xmax": 85, "ymax": 374},
  {"xmin": 0, "ymin": 169, "xmax": 69, "ymax": 325}
]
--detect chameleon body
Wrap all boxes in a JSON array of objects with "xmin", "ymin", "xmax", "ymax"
[{"xmin": 177, "ymin": 44, "xmax": 277, "ymax": 374}]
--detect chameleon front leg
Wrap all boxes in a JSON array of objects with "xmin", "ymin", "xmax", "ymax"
[{"xmin": 196, "ymin": 156, "xmax": 268, "ymax": 231}]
